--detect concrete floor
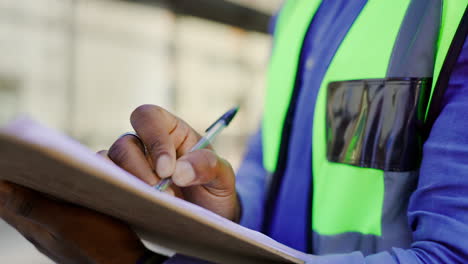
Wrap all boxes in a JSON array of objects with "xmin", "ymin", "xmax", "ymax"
[{"xmin": 0, "ymin": 220, "xmax": 53, "ymax": 263}]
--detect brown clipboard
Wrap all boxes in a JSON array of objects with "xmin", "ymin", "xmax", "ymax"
[{"xmin": 0, "ymin": 118, "xmax": 306, "ymax": 264}]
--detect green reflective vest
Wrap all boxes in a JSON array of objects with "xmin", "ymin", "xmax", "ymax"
[{"xmin": 262, "ymin": 0, "xmax": 467, "ymax": 253}]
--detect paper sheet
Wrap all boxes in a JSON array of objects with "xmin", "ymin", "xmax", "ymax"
[{"xmin": 0, "ymin": 117, "xmax": 308, "ymax": 264}]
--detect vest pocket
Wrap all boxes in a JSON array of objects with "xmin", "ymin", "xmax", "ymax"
[{"xmin": 326, "ymin": 78, "xmax": 430, "ymax": 171}]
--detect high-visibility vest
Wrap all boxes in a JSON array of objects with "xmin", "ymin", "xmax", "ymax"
[{"xmin": 262, "ymin": 0, "xmax": 468, "ymax": 254}]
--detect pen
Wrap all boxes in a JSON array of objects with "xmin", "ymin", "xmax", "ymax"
[{"xmin": 155, "ymin": 106, "xmax": 239, "ymax": 191}]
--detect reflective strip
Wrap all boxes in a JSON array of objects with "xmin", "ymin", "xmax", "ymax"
[
  {"xmin": 312, "ymin": 171, "xmax": 417, "ymax": 255},
  {"xmin": 387, "ymin": 0, "xmax": 442, "ymax": 77}
]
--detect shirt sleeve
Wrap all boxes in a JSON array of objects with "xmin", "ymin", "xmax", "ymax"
[
  {"xmin": 304, "ymin": 35, "xmax": 468, "ymax": 264},
  {"xmin": 236, "ymin": 127, "xmax": 269, "ymax": 231}
]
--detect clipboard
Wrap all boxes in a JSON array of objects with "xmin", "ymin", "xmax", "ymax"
[{"xmin": 0, "ymin": 117, "xmax": 307, "ymax": 264}]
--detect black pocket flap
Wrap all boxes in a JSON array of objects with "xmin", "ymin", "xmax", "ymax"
[{"xmin": 326, "ymin": 78, "xmax": 430, "ymax": 171}]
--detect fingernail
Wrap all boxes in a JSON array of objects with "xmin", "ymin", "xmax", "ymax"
[
  {"xmin": 0, "ymin": 182, "xmax": 13, "ymax": 207},
  {"xmin": 156, "ymin": 155, "xmax": 173, "ymax": 178},
  {"xmin": 173, "ymin": 161, "xmax": 195, "ymax": 187}
]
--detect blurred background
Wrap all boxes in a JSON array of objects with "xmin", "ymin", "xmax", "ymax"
[{"xmin": 0, "ymin": 0, "xmax": 281, "ymax": 262}]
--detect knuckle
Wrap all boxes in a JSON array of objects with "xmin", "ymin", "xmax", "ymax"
[
  {"xmin": 178, "ymin": 120, "xmax": 191, "ymax": 138},
  {"xmin": 122, "ymin": 134, "xmax": 145, "ymax": 150},
  {"xmin": 148, "ymin": 138, "xmax": 169, "ymax": 157},
  {"xmin": 132, "ymin": 104, "xmax": 156, "ymax": 118},
  {"xmin": 131, "ymin": 104, "xmax": 166, "ymax": 124},
  {"xmin": 198, "ymin": 149, "xmax": 218, "ymax": 169},
  {"xmin": 108, "ymin": 140, "xmax": 131, "ymax": 165},
  {"xmin": 9, "ymin": 189, "xmax": 35, "ymax": 217},
  {"xmin": 152, "ymin": 105, "xmax": 165, "ymax": 115}
]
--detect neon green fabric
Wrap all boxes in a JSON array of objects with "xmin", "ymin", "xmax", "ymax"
[
  {"xmin": 262, "ymin": 0, "xmax": 322, "ymax": 173},
  {"xmin": 426, "ymin": 0, "xmax": 468, "ymax": 119},
  {"xmin": 262, "ymin": 0, "xmax": 467, "ymax": 236}
]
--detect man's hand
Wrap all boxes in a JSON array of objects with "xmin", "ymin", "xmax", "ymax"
[
  {"xmin": 0, "ymin": 181, "xmax": 159, "ymax": 264},
  {"xmin": 0, "ymin": 104, "xmax": 239, "ymax": 263},
  {"xmin": 108, "ymin": 105, "xmax": 240, "ymax": 221}
]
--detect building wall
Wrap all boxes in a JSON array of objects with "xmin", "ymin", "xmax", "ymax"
[{"xmin": 0, "ymin": 0, "xmax": 276, "ymax": 262}]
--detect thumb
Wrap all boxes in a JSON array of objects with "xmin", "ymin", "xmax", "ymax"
[{"xmin": 171, "ymin": 149, "xmax": 235, "ymax": 195}]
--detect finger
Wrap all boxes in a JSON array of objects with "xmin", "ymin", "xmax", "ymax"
[
  {"xmin": 0, "ymin": 181, "xmax": 69, "ymax": 231},
  {"xmin": 131, "ymin": 105, "xmax": 177, "ymax": 179},
  {"xmin": 101, "ymin": 147, "xmax": 175, "ymax": 195},
  {"xmin": 0, "ymin": 205, "xmax": 61, "ymax": 262},
  {"xmin": 171, "ymin": 149, "xmax": 235, "ymax": 193},
  {"xmin": 131, "ymin": 105, "xmax": 202, "ymax": 179},
  {"xmin": 0, "ymin": 197, "xmax": 81, "ymax": 264},
  {"xmin": 172, "ymin": 119, "xmax": 205, "ymax": 157},
  {"xmin": 107, "ymin": 136, "xmax": 159, "ymax": 186}
]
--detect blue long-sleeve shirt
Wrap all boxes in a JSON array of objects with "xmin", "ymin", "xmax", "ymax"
[
  {"xmin": 236, "ymin": 1, "xmax": 468, "ymax": 263},
  {"xmin": 237, "ymin": 38, "xmax": 468, "ymax": 264}
]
